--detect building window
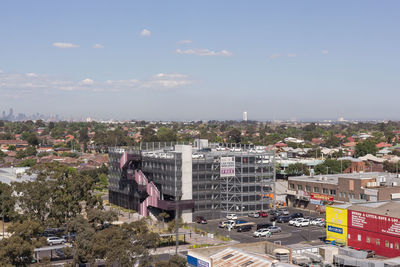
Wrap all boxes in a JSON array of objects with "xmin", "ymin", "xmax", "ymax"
[
  {"xmin": 366, "ymin": 237, "xmax": 370, "ymax": 243},
  {"xmin": 305, "ymin": 186, "xmax": 311, "ymax": 192},
  {"xmin": 298, "ymin": 185, "xmax": 303, "ymax": 190},
  {"xmin": 323, "ymin": 188, "xmax": 329, "ymax": 194},
  {"xmin": 376, "ymin": 239, "xmax": 380, "ymax": 246},
  {"xmin": 396, "ymin": 243, "xmax": 399, "ymax": 250},
  {"xmin": 330, "ymin": 189, "xmax": 336, "ymax": 195},
  {"xmin": 289, "ymin": 184, "xmax": 295, "ymax": 189},
  {"xmin": 357, "ymin": 234, "xmax": 361, "ymax": 241},
  {"xmin": 360, "ymin": 194, "xmax": 367, "ymax": 200},
  {"xmin": 386, "ymin": 241, "xmax": 390, "ymax": 248},
  {"xmin": 313, "ymin": 187, "xmax": 320, "ymax": 193}
]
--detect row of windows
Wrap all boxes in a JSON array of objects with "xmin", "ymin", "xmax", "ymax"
[
  {"xmin": 354, "ymin": 234, "xmax": 400, "ymax": 250},
  {"xmin": 290, "ymin": 184, "xmax": 336, "ymax": 195}
]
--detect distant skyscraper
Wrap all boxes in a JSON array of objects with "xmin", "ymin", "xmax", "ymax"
[{"xmin": 243, "ymin": 111, "xmax": 248, "ymax": 121}]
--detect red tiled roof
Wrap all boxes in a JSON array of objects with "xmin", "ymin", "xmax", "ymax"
[
  {"xmin": 0, "ymin": 140, "xmax": 28, "ymax": 145},
  {"xmin": 274, "ymin": 142, "xmax": 288, "ymax": 147},
  {"xmin": 376, "ymin": 142, "xmax": 392, "ymax": 148}
]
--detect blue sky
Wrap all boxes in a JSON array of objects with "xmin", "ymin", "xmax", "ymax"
[{"xmin": 1, "ymin": 1, "xmax": 400, "ymax": 121}]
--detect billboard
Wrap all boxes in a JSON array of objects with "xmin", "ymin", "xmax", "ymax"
[
  {"xmin": 326, "ymin": 206, "xmax": 348, "ymax": 244},
  {"xmin": 348, "ymin": 210, "xmax": 400, "ymax": 237},
  {"xmin": 220, "ymin": 156, "xmax": 235, "ymax": 177},
  {"xmin": 311, "ymin": 193, "xmax": 334, "ymax": 202}
]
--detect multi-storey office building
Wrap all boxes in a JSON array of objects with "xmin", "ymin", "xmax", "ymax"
[{"xmin": 108, "ymin": 141, "xmax": 275, "ymax": 222}]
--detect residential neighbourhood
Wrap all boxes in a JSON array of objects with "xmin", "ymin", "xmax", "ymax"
[{"xmin": 2, "ymin": 119, "xmax": 400, "ymax": 266}]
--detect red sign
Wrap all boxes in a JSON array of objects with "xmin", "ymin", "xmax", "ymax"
[
  {"xmin": 310, "ymin": 193, "xmax": 334, "ymax": 202},
  {"xmin": 348, "ymin": 210, "xmax": 400, "ymax": 236}
]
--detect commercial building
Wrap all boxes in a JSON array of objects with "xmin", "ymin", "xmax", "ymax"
[
  {"xmin": 287, "ymin": 172, "xmax": 400, "ymax": 211},
  {"xmin": 108, "ymin": 140, "xmax": 275, "ymax": 223},
  {"xmin": 326, "ymin": 201, "xmax": 400, "ymax": 258},
  {"xmin": 187, "ymin": 241, "xmax": 297, "ymax": 267}
]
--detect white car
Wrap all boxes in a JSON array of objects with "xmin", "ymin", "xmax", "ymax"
[
  {"xmin": 248, "ymin": 211, "xmax": 260, "ymax": 218},
  {"xmin": 225, "ymin": 220, "xmax": 236, "ymax": 229},
  {"xmin": 253, "ymin": 228, "xmax": 271, "ymax": 237},
  {"xmin": 230, "ymin": 148, "xmax": 242, "ymax": 152},
  {"xmin": 47, "ymin": 236, "xmax": 66, "ymax": 245},
  {"xmin": 278, "ymin": 209, "xmax": 289, "ymax": 215},
  {"xmin": 295, "ymin": 219, "xmax": 310, "ymax": 227},
  {"xmin": 289, "ymin": 218, "xmax": 303, "ymax": 226},
  {"xmin": 310, "ymin": 218, "xmax": 325, "ymax": 226},
  {"xmin": 226, "ymin": 214, "xmax": 238, "ymax": 220}
]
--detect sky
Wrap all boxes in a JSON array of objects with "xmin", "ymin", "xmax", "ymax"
[{"xmin": 1, "ymin": 1, "xmax": 400, "ymax": 121}]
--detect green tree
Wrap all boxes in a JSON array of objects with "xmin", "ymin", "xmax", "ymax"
[
  {"xmin": 0, "ymin": 235, "xmax": 34, "ymax": 266},
  {"xmin": 7, "ymin": 145, "xmax": 16, "ymax": 151},
  {"xmin": 227, "ymin": 128, "xmax": 241, "ymax": 143},
  {"xmin": 26, "ymin": 133, "xmax": 39, "ymax": 146},
  {"xmin": 286, "ymin": 163, "xmax": 310, "ymax": 176},
  {"xmin": 314, "ymin": 159, "xmax": 351, "ymax": 175},
  {"xmin": 0, "ymin": 183, "xmax": 16, "ymax": 220},
  {"xmin": 355, "ymin": 140, "xmax": 378, "ymax": 157},
  {"xmin": 156, "ymin": 254, "xmax": 187, "ymax": 267}
]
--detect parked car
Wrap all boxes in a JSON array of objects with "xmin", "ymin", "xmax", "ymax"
[
  {"xmin": 55, "ymin": 249, "xmax": 65, "ymax": 258},
  {"xmin": 47, "ymin": 236, "xmax": 66, "ymax": 245},
  {"xmin": 295, "ymin": 219, "xmax": 310, "ymax": 227},
  {"xmin": 226, "ymin": 214, "xmax": 238, "ymax": 220},
  {"xmin": 237, "ymin": 225, "xmax": 253, "ymax": 232},
  {"xmin": 61, "ymin": 232, "xmax": 76, "ymax": 242},
  {"xmin": 276, "ymin": 216, "xmax": 291, "ymax": 223},
  {"xmin": 278, "ymin": 208, "xmax": 289, "ymax": 215},
  {"xmin": 219, "ymin": 221, "xmax": 230, "ymax": 228},
  {"xmin": 290, "ymin": 213, "xmax": 303, "ymax": 219},
  {"xmin": 267, "ymin": 226, "xmax": 282, "ymax": 233},
  {"xmin": 195, "ymin": 216, "xmax": 207, "ymax": 224},
  {"xmin": 253, "ymin": 228, "xmax": 271, "ymax": 237},
  {"xmin": 257, "ymin": 223, "xmax": 273, "ymax": 230},
  {"xmin": 289, "ymin": 217, "xmax": 303, "ymax": 226},
  {"xmin": 310, "ymin": 218, "xmax": 325, "ymax": 226},
  {"xmin": 225, "ymin": 220, "xmax": 236, "ymax": 229},
  {"xmin": 270, "ymin": 210, "xmax": 283, "ymax": 217},
  {"xmin": 258, "ymin": 211, "xmax": 268, "ymax": 217},
  {"xmin": 248, "ymin": 211, "xmax": 260, "ymax": 218}
]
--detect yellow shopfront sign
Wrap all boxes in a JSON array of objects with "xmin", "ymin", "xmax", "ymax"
[{"xmin": 326, "ymin": 206, "xmax": 348, "ymax": 244}]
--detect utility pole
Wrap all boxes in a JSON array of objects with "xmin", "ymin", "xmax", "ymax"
[{"xmin": 326, "ymin": 167, "xmax": 329, "ymax": 175}]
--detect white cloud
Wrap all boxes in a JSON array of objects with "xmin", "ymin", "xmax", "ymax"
[
  {"xmin": 269, "ymin": 54, "xmax": 281, "ymax": 59},
  {"xmin": 140, "ymin": 29, "xmax": 151, "ymax": 37},
  {"xmin": 0, "ymin": 71, "xmax": 193, "ymax": 96},
  {"xmin": 322, "ymin": 50, "xmax": 329, "ymax": 54},
  {"xmin": 177, "ymin": 40, "xmax": 193, "ymax": 44},
  {"xmin": 154, "ymin": 73, "xmax": 188, "ymax": 78},
  {"xmin": 93, "ymin": 43, "xmax": 104, "ymax": 49},
  {"xmin": 287, "ymin": 53, "xmax": 297, "ymax": 57},
  {"xmin": 175, "ymin": 48, "xmax": 233, "ymax": 57},
  {"xmin": 26, "ymin": 73, "xmax": 38, "ymax": 77},
  {"xmin": 0, "ymin": 70, "xmax": 3, "ymax": 73},
  {"xmin": 80, "ymin": 78, "xmax": 94, "ymax": 85},
  {"xmin": 53, "ymin": 42, "xmax": 80, "ymax": 48}
]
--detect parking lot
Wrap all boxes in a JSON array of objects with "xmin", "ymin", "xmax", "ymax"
[{"xmin": 192, "ymin": 208, "xmax": 327, "ymax": 246}]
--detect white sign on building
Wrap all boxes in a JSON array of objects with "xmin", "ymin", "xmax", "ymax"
[{"xmin": 220, "ymin": 156, "xmax": 235, "ymax": 177}]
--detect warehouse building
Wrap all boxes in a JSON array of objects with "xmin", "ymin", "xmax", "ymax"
[
  {"xmin": 108, "ymin": 140, "xmax": 275, "ymax": 223},
  {"xmin": 326, "ymin": 201, "xmax": 400, "ymax": 258}
]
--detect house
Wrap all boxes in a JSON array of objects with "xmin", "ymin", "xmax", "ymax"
[
  {"xmin": 376, "ymin": 142, "xmax": 392, "ymax": 149},
  {"xmin": 0, "ymin": 140, "xmax": 29, "ymax": 150}
]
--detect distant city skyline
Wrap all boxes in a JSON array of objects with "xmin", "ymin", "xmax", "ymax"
[{"xmin": 1, "ymin": 1, "xmax": 400, "ymax": 121}]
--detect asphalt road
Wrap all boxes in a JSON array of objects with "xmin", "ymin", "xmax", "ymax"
[{"xmin": 193, "ymin": 209, "xmax": 326, "ymax": 246}]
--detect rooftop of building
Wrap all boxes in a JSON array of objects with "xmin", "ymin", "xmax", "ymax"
[
  {"xmin": 347, "ymin": 200, "xmax": 400, "ymax": 218},
  {"xmin": 0, "ymin": 167, "xmax": 36, "ymax": 184},
  {"xmin": 288, "ymin": 172, "xmax": 398, "ymax": 185}
]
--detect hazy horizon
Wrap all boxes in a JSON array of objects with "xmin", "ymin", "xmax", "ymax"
[{"xmin": 1, "ymin": 1, "xmax": 400, "ymax": 121}]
